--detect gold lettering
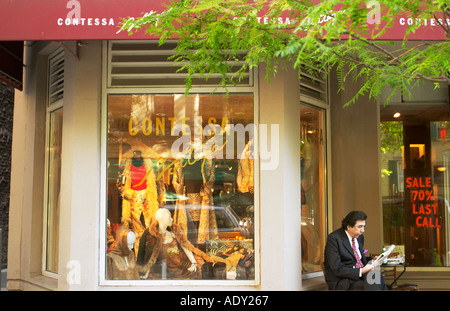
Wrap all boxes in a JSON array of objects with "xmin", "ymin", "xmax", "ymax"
[
  {"xmin": 206, "ymin": 117, "xmax": 217, "ymax": 135},
  {"xmin": 156, "ymin": 117, "xmax": 165, "ymax": 136},
  {"xmin": 222, "ymin": 117, "xmax": 230, "ymax": 134},
  {"xmin": 128, "ymin": 117, "xmax": 138, "ymax": 136},
  {"xmin": 142, "ymin": 117, "xmax": 152, "ymax": 136},
  {"xmin": 168, "ymin": 117, "xmax": 176, "ymax": 135},
  {"xmin": 181, "ymin": 117, "xmax": 190, "ymax": 135},
  {"xmin": 194, "ymin": 116, "xmax": 203, "ymax": 135}
]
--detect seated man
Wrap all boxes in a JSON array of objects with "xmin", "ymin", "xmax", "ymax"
[{"xmin": 323, "ymin": 211, "xmax": 387, "ymax": 290}]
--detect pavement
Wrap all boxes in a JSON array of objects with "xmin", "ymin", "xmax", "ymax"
[{"xmin": 1, "ymin": 269, "xmax": 6, "ymax": 291}]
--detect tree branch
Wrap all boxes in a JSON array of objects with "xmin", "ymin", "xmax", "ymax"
[
  {"xmin": 348, "ymin": 33, "xmax": 400, "ymax": 64},
  {"xmin": 329, "ymin": 49, "xmax": 374, "ymax": 70},
  {"xmin": 433, "ymin": 13, "xmax": 449, "ymax": 36},
  {"xmin": 388, "ymin": 43, "xmax": 428, "ymax": 64},
  {"xmin": 417, "ymin": 74, "xmax": 450, "ymax": 84}
]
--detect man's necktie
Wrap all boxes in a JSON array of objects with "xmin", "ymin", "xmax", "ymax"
[{"xmin": 352, "ymin": 238, "xmax": 364, "ymax": 268}]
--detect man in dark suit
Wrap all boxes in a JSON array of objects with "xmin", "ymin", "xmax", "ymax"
[{"xmin": 323, "ymin": 211, "xmax": 387, "ymax": 290}]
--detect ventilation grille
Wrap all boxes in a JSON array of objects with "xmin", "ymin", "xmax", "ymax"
[
  {"xmin": 107, "ymin": 40, "xmax": 252, "ymax": 88},
  {"xmin": 48, "ymin": 52, "xmax": 65, "ymax": 105},
  {"xmin": 299, "ymin": 64, "xmax": 327, "ymax": 105}
]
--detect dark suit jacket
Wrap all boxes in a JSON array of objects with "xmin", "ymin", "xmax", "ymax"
[{"xmin": 323, "ymin": 227, "xmax": 368, "ymax": 290}]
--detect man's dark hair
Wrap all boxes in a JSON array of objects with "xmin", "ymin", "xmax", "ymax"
[{"xmin": 341, "ymin": 211, "xmax": 367, "ymax": 230}]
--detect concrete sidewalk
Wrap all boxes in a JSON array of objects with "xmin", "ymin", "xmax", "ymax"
[{"xmin": 1, "ymin": 269, "xmax": 6, "ymax": 291}]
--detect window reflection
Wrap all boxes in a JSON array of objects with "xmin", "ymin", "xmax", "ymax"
[
  {"xmin": 381, "ymin": 105, "xmax": 450, "ymax": 267},
  {"xmin": 45, "ymin": 108, "xmax": 63, "ymax": 273},
  {"xmin": 301, "ymin": 104, "xmax": 327, "ymax": 273}
]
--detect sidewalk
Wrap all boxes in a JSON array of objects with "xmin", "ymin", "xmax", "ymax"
[{"xmin": 1, "ymin": 269, "xmax": 6, "ymax": 291}]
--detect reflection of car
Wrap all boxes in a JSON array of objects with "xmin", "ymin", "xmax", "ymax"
[{"xmin": 162, "ymin": 204, "xmax": 250, "ymax": 243}]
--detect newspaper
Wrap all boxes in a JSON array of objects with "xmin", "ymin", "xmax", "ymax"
[{"xmin": 373, "ymin": 245, "xmax": 396, "ymax": 266}]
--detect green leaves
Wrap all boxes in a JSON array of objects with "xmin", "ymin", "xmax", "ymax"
[
  {"xmin": 380, "ymin": 121, "xmax": 403, "ymax": 153},
  {"xmin": 119, "ymin": 0, "xmax": 450, "ymax": 104}
]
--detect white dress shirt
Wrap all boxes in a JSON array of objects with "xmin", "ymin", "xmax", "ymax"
[{"xmin": 345, "ymin": 230, "xmax": 363, "ymax": 276}]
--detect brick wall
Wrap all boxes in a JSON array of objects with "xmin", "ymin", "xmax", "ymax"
[{"xmin": 0, "ymin": 81, "xmax": 14, "ymax": 270}]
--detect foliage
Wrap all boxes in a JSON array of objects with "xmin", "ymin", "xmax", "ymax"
[
  {"xmin": 119, "ymin": 0, "xmax": 450, "ymax": 104},
  {"xmin": 380, "ymin": 121, "xmax": 403, "ymax": 154}
]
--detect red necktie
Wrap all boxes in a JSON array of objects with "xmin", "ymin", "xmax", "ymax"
[{"xmin": 352, "ymin": 238, "xmax": 364, "ymax": 268}]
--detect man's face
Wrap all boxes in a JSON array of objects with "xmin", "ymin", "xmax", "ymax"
[{"xmin": 347, "ymin": 220, "xmax": 366, "ymax": 239}]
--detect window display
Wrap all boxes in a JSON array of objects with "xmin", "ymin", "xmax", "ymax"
[{"xmin": 106, "ymin": 94, "xmax": 255, "ymax": 280}]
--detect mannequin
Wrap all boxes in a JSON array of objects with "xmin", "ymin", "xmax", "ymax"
[
  {"xmin": 172, "ymin": 152, "xmax": 218, "ymax": 245},
  {"xmin": 237, "ymin": 139, "xmax": 254, "ymax": 194},
  {"xmin": 156, "ymin": 208, "xmax": 198, "ymax": 273},
  {"xmin": 106, "ymin": 218, "xmax": 117, "ymax": 252},
  {"xmin": 136, "ymin": 208, "xmax": 214, "ymax": 279},
  {"xmin": 106, "ymin": 229, "xmax": 139, "ymax": 280},
  {"xmin": 120, "ymin": 150, "xmax": 159, "ymax": 251},
  {"xmin": 126, "ymin": 231, "xmax": 136, "ymax": 265}
]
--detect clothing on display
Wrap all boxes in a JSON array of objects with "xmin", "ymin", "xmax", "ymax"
[
  {"xmin": 172, "ymin": 156, "xmax": 219, "ymax": 245},
  {"xmin": 237, "ymin": 140, "xmax": 254, "ymax": 194},
  {"xmin": 106, "ymin": 94, "xmax": 256, "ymax": 281},
  {"xmin": 120, "ymin": 152, "xmax": 159, "ymax": 251},
  {"xmin": 136, "ymin": 209, "xmax": 214, "ymax": 280},
  {"xmin": 106, "ymin": 229, "xmax": 139, "ymax": 280}
]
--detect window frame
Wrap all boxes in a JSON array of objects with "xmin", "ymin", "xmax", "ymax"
[
  {"xmin": 99, "ymin": 40, "xmax": 261, "ymax": 287},
  {"xmin": 300, "ymin": 101, "xmax": 331, "ymax": 280},
  {"xmin": 299, "ymin": 65, "xmax": 331, "ymax": 281},
  {"xmin": 42, "ymin": 49, "xmax": 65, "ymax": 278}
]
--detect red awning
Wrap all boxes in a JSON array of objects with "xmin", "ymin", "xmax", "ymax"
[
  {"xmin": 0, "ymin": 41, "xmax": 24, "ymax": 90},
  {"xmin": 0, "ymin": 0, "xmax": 166, "ymax": 41},
  {"xmin": 0, "ymin": 0, "xmax": 448, "ymax": 41}
]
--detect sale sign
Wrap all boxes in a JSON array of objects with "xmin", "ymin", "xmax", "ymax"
[{"xmin": 406, "ymin": 177, "xmax": 441, "ymax": 228}]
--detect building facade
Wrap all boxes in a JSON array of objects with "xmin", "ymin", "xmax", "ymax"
[
  {"xmin": 5, "ymin": 38, "xmax": 450, "ymax": 291},
  {"xmin": 2, "ymin": 1, "xmax": 450, "ymax": 292}
]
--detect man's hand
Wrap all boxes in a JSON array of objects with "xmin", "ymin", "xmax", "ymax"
[{"xmin": 361, "ymin": 263, "xmax": 375, "ymax": 275}]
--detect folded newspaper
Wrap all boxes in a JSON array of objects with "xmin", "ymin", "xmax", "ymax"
[{"xmin": 373, "ymin": 245, "xmax": 396, "ymax": 265}]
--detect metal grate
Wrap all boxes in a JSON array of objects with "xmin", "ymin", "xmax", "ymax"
[
  {"xmin": 299, "ymin": 64, "xmax": 328, "ymax": 105},
  {"xmin": 107, "ymin": 40, "xmax": 252, "ymax": 88},
  {"xmin": 48, "ymin": 52, "xmax": 65, "ymax": 105}
]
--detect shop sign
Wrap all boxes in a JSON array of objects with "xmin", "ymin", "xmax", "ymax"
[
  {"xmin": 0, "ymin": 0, "xmax": 166, "ymax": 40},
  {"xmin": 406, "ymin": 177, "xmax": 441, "ymax": 228},
  {"xmin": 0, "ymin": 0, "xmax": 448, "ymax": 41}
]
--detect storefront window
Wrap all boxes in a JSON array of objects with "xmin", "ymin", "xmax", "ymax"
[
  {"xmin": 43, "ymin": 51, "xmax": 64, "ymax": 275},
  {"xmin": 44, "ymin": 107, "xmax": 63, "ymax": 274},
  {"xmin": 301, "ymin": 104, "xmax": 327, "ymax": 273},
  {"xmin": 105, "ymin": 94, "xmax": 255, "ymax": 281},
  {"xmin": 381, "ymin": 95, "xmax": 450, "ymax": 267}
]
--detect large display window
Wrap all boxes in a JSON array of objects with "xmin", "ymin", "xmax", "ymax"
[
  {"xmin": 105, "ymin": 93, "xmax": 255, "ymax": 281},
  {"xmin": 381, "ymin": 91, "xmax": 450, "ymax": 267}
]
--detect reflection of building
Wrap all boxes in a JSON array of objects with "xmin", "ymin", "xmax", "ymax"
[{"xmin": 3, "ymin": 7, "xmax": 450, "ymax": 291}]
